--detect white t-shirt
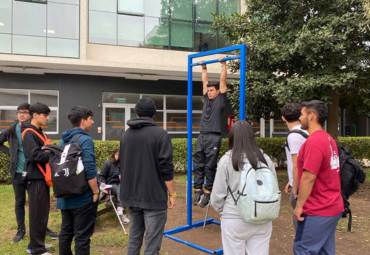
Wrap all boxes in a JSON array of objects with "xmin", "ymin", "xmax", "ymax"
[{"xmin": 285, "ymin": 125, "xmax": 309, "ymax": 186}]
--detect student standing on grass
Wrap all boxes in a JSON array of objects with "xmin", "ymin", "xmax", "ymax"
[
  {"xmin": 211, "ymin": 121, "xmax": 277, "ymax": 255},
  {"xmin": 119, "ymin": 97, "xmax": 176, "ymax": 255},
  {"xmin": 281, "ymin": 103, "xmax": 308, "ymax": 230},
  {"xmin": 57, "ymin": 106, "xmax": 99, "ymax": 255},
  {"xmin": 22, "ymin": 102, "xmax": 53, "ymax": 255},
  {"xmin": 293, "ymin": 100, "xmax": 343, "ymax": 254},
  {"xmin": 0, "ymin": 103, "xmax": 59, "ymax": 244},
  {"xmin": 193, "ymin": 57, "xmax": 227, "ymax": 208}
]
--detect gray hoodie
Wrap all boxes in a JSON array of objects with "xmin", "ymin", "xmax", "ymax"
[{"xmin": 211, "ymin": 150, "xmax": 277, "ymax": 219}]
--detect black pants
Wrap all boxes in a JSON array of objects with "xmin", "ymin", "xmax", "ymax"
[
  {"xmin": 59, "ymin": 200, "xmax": 98, "ymax": 255},
  {"xmin": 12, "ymin": 173, "xmax": 27, "ymax": 232},
  {"xmin": 193, "ymin": 133, "xmax": 222, "ymax": 191},
  {"xmin": 27, "ymin": 179, "xmax": 50, "ymax": 255}
]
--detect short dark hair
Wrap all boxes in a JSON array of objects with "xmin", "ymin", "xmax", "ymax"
[
  {"xmin": 29, "ymin": 102, "xmax": 50, "ymax": 118},
  {"xmin": 207, "ymin": 81, "xmax": 220, "ymax": 90},
  {"xmin": 281, "ymin": 103, "xmax": 302, "ymax": 123},
  {"xmin": 301, "ymin": 100, "xmax": 328, "ymax": 126},
  {"xmin": 17, "ymin": 103, "xmax": 30, "ymax": 111},
  {"xmin": 68, "ymin": 106, "xmax": 94, "ymax": 127}
]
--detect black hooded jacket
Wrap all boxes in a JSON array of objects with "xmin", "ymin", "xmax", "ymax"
[
  {"xmin": 21, "ymin": 122, "xmax": 51, "ymax": 180},
  {"xmin": 119, "ymin": 117, "xmax": 174, "ymax": 210},
  {"xmin": 99, "ymin": 160, "xmax": 120, "ymax": 185},
  {"xmin": 0, "ymin": 123, "xmax": 20, "ymax": 179}
]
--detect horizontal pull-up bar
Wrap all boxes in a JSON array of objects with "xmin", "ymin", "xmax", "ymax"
[{"xmin": 190, "ymin": 55, "xmax": 241, "ymax": 67}]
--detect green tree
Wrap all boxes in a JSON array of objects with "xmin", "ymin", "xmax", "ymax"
[{"xmin": 213, "ymin": 0, "xmax": 370, "ymax": 138}]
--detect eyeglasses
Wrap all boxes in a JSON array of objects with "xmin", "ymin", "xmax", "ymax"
[{"xmin": 17, "ymin": 111, "xmax": 29, "ymax": 115}]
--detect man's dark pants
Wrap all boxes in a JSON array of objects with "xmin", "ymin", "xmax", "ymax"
[
  {"xmin": 293, "ymin": 213, "xmax": 342, "ymax": 255},
  {"xmin": 27, "ymin": 179, "xmax": 50, "ymax": 255},
  {"xmin": 59, "ymin": 200, "xmax": 98, "ymax": 255},
  {"xmin": 127, "ymin": 207, "xmax": 167, "ymax": 255},
  {"xmin": 193, "ymin": 133, "xmax": 222, "ymax": 191},
  {"xmin": 12, "ymin": 173, "xmax": 26, "ymax": 232}
]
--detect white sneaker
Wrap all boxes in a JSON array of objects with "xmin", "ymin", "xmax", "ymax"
[
  {"xmin": 117, "ymin": 207, "xmax": 123, "ymax": 216},
  {"xmin": 41, "ymin": 253, "xmax": 53, "ymax": 255},
  {"xmin": 120, "ymin": 214, "xmax": 130, "ymax": 224}
]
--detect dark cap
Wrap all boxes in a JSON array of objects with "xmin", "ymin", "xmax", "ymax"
[{"xmin": 135, "ymin": 97, "xmax": 156, "ymax": 116}]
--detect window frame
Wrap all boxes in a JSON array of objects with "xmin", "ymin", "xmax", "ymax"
[
  {"xmin": 0, "ymin": 89, "xmax": 59, "ymax": 135},
  {"xmin": 88, "ymin": 0, "xmax": 240, "ymax": 51}
]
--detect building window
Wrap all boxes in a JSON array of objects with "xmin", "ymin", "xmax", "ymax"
[
  {"xmin": 0, "ymin": 0, "xmax": 80, "ymax": 58},
  {"xmin": 88, "ymin": 0, "xmax": 239, "ymax": 51},
  {"xmin": 0, "ymin": 89, "xmax": 59, "ymax": 134},
  {"xmin": 102, "ymin": 92, "xmax": 203, "ymax": 134},
  {"xmin": 15, "ymin": 0, "xmax": 47, "ymax": 3}
]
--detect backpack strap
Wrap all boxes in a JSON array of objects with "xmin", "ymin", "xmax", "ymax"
[
  {"xmin": 285, "ymin": 129, "xmax": 309, "ymax": 151},
  {"xmin": 21, "ymin": 128, "xmax": 53, "ymax": 186},
  {"xmin": 342, "ymin": 195, "xmax": 352, "ymax": 232},
  {"xmin": 72, "ymin": 134, "xmax": 84, "ymax": 143},
  {"xmin": 22, "ymin": 128, "xmax": 46, "ymax": 143},
  {"xmin": 281, "ymin": 129, "xmax": 308, "ymax": 167},
  {"xmin": 227, "ymin": 186, "xmax": 238, "ymax": 205}
]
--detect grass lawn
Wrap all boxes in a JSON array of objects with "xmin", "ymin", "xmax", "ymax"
[{"xmin": 0, "ymin": 168, "xmax": 369, "ymax": 254}]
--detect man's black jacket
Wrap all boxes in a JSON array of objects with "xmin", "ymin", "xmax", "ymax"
[
  {"xmin": 0, "ymin": 123, "xmax": 20, "ymax": 179},
  {"xmin": 119, "ymin": 117, "xmax": 174, "ymax": 210},
  {"xmin": 21, "ymin": 122, "xmax": 51, "ymax": 180}
]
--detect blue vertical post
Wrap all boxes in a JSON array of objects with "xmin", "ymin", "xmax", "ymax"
[
  {"xmin": 239, "ymin": 44, "xmax": 246, "ymax": 120},
  {"xmin": 187, "ymin": 55, "xmax": 193, "ymax": 227}
]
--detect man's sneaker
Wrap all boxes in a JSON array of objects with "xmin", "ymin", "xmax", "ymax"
[
  {"xmin": 12, "ymin": 229, "xmax": 26, "ymax": 243},
  {"xmin": 200, "ymin": 193, "xmax": 211, "ymax": 208},
  {"xmin": 120, "ymin": 214, "xmax": 130, "ymax": 224},
  {"xmin": 193, "ymin": 190, "xmax": 204, "ymax": 206},
  {"xmin": 27, "ymin": 244, "xmax": 53, "ymax": 254},
  {"xmin": 46, "ymin": 228, "xmax": 59, "ymax": 240}
]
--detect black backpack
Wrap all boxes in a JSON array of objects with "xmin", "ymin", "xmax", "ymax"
[
  {"xmin": 280, "ymin": 130, "xmax": 309, "ymax": 168},
  {"xmin": 42, "ymin": 134, "xmax": 89, "ymax": 198},
  {"xmin": 335, "ymin": 140, "xmax": 367, "ymax": 232}
]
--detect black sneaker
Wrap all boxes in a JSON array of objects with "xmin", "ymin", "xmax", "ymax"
[
  {"xmin": 46, "ymin": 228, "xmax": 59, "ymax": 240},
  {"xmin": 12, "ymin": 229, "xmax": 25, "ymax": 243},
  {"xmin": 193, "ymin": 190, "xmax": 204, "ymax": 206},
  {"xmin": 200, "ymin": 193, "xmax": 211, "ymax": 208}
]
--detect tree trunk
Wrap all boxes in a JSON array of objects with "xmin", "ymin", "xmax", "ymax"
[{"xmin": 327, "ymin": 88, "xmax": 339, "ymax": 139}]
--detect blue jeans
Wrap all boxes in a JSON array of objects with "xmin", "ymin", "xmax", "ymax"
[
  {"xmin": 293, "ymin": 213, "xmax": 342, "ymax": 255},
  {"xmin": 127, "ymin": 207, "xmax": 167, "ymax": 255}
]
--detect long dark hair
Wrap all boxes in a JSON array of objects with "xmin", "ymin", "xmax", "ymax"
[
  {"xmin": 109, "ymin": 148, "xmax": 119, "ymax": 163},
  {"xmin": 229, "ymin": 121, "xmax": 267, "ymax": 171}
]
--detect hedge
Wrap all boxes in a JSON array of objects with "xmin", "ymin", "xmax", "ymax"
[{"xmin": 1, "ymin": 137, "xmax": 369, "ymax": 183}]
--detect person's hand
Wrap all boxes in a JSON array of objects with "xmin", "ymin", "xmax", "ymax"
[
  {"xmin": 119, "ymin": 175, "xmax": 121, "ymax": 180},
  {"xmin": 93, "ymin": 193, "xmax": 99, "ymax": 202},
  {"xmin": 294, "ymin": 205, "xmax": 304, "ymax": 221},
  {"xmin": 255, "ymin": 131, "xmax": 261, "ymax": 135},
  {"xmin": 168, "ymin": 197, "xmax": 176, "ymax": 209},
  {"xmin": 218, "ymin": 57, "xmax": 225, "ymax": 62},
  {"xmin": 199, "ymin": 60, "xmax": 205, "ymax": 66},
  {"xmin": 100, "ymin": 183, "xmax": 106, "ymax": 188},
  {"xmin": 285, "ymin": 182, "xmax": 291, "ymax": 194}
]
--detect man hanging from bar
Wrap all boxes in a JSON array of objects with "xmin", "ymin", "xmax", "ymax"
[{"xmin": 193, "ymin": 57, "xmax": 227, "ymax": 208}]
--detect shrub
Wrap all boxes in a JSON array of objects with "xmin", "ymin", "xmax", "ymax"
[{"xmin": 1, "ymin": 137, "xmax": 369, "ymax": 183}]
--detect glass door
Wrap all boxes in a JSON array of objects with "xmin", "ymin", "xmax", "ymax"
[{"xmin": 103, "ymin": 104, "xmax": 136, "ymax": 141}]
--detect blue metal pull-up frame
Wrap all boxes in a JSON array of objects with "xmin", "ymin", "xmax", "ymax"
[{"xmin": 164, "ymin": 44, "xmax": 247, "ymax": 255}]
